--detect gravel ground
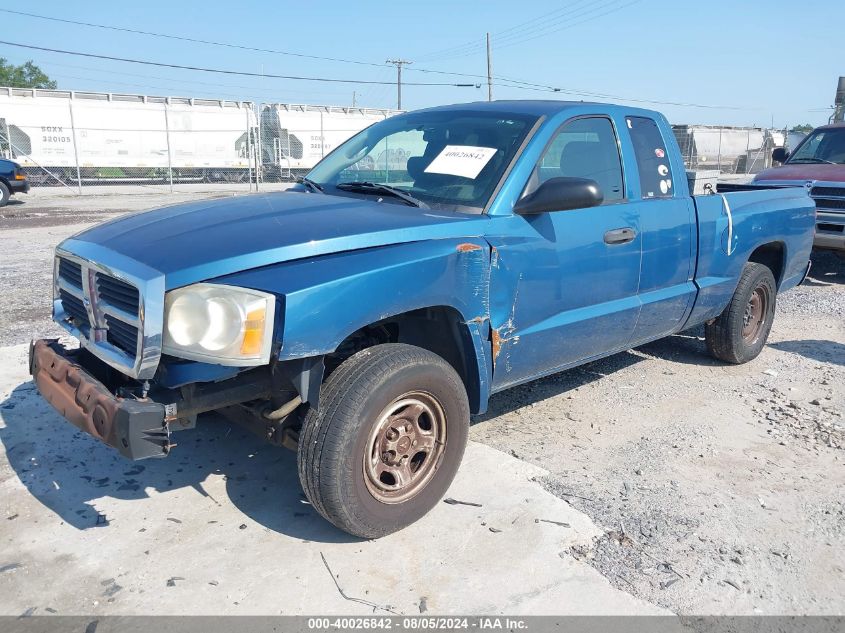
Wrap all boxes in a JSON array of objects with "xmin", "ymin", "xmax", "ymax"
[
  {"xmin": 472, "ymin": 250, "xmax": 845, "ymax": 614},
  {"xmin": 1, "ymin": 190, "xmax": 843, "ymax": 615}
]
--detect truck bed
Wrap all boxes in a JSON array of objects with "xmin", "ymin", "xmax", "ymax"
[
  {"xmin": 718, "ymin": 180, "xmax": 845, "ymax": 251},
  {"xmin": 685, "ymin": 188, "xmax": 815, "ymax": 328}
]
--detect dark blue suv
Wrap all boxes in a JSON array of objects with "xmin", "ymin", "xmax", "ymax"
[{"xmin": 0, "ymin": 158, "xmax": 30, "ymax": 206}]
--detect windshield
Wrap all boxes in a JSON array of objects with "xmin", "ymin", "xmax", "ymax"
[
  {"xmin": 306, "ymin": 110, "xmax": 538, "ymax": 211},
  {"xmin": 787, "ymin": 127, "xmax": 845, "ymax": 165}
]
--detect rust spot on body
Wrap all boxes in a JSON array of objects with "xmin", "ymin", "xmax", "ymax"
[
  {"xmin": 491, "ymin": 328, "xmax": 502, "ymax": 363},
  {"xmin": 456, "ymin": 242, "xmax": 483, "ymax": 253}
]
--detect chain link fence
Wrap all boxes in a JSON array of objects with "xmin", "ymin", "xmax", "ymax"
[
  {"xmin": 671, "ymin": 124, "xmax": 791, "ymax": 175},
  {"xmin": 257, "ymin": 102, "xmax": 401, "ymax": 181},
  {"xmin": 0, "ymin": 88, "xmax": 403, "ymax": 193},
  {"xmin": 1, "ymin": 87, "xmax": 802, "ymax": 193},
  {"xmin": 0, "ymin": 87, "xmax": 259, "ymax": 192}
]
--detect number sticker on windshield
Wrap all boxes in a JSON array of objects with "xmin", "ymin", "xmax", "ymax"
[{"xmin": 424, "ymin": 145, "xmax": 498, "ymax": 179}]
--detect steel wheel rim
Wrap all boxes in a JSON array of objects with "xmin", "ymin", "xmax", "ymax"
[
  {"xmin": 363, "ymin": 391, "xmax": 447, "ymax": 504},
  {"xmin": 741, "ymin": 285, "xmax": 768, "ymax": 343}
]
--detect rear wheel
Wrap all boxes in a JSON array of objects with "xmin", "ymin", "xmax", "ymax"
[
  {"xmin": 705, "ymin": 262, "xmax": 777, "ymax": 364},
  {"xmin": 297, "ymin": 344, "xmax": 469, "ymax": 538},
  {"xmin": 0, "ymin": 182, "xmax": 9, "ymax": 207}
]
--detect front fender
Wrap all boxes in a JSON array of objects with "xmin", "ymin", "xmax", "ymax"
[{"xmin": 215, "ymin": 238, "xmax": 494, "ymax": 412}]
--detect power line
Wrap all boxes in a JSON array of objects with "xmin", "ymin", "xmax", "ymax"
[
  {"xmin": 0, "ymin": 9, "xmax": 388, "ymax": 69},
  {"xmin": 417, "ymin": 0, "xmax": 636, "ymax": 62},
  {"xmin": 0, "ymin": 8, "xmax": 532, "ymax": 86},
  {"xmin": 418, "ymin": 0, "xmax": 612, "ymax": 61},
  {"xmin": 43, "ymin": 61, "xmax": 355, "ymax": 97},
  {"xmin": 0, "ymin": 7, "xmax": 622, "ymax": 86},
  {"xmin": 9, "ymin": 40, "xmax": 748, "ymax": 110},
  {"xmin": 492, "ymin": 78, "xmax": 755, "ymax": 110},
  {"xmin": 0, "ymin": 8, "xmax": 484, "ymax": 84},
  {"xmin": 493, "ymin": 0, "xmax": 608, "ymax": 38},
  {"xmin": 47, "ymin": 73, "xmax": 351, "ymax": 104},
  {"xmin": 0, "ymin": 8, "xmax": 747, "ymax": 110},
  {"xmin": 0, "ymin": 40, "xmax": 478, "ymax": 88},
  {"xmin": 0, "ymin": 18, "xmax": 755, "ymax": 112},
  {"xmin": 490, "ymin": 0, "xmax": 637, "ymax": 46},
  {"xmin": 494, "ymin": 0, "xmax": 645, "ymax": 51},
  {"xmin": 36, "ymin": 58, "xmax": 707, "ymax": 108}
]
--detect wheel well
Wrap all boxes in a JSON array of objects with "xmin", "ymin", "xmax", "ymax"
[
  {"xmin": 748, "ymin": 242, "xmax": 785, "ymax": 287},
  {"xmin": 329, "ymin": 306, "xmax": 481, "ymax": 412}
]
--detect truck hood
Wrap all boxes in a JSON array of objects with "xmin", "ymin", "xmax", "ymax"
[
  {"xmin": 754, "ymin": 163, "xmax": 845, "ymax": 183},
  {"xmin": 70, "ymin": 191, "xmax": 489, "ymax": 289}
]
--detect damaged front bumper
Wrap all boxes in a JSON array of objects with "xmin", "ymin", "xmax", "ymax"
[
  {"xmin": 29, "ymin": 339, "xmax": 170, "ymax": 460},
  {"xmin": 29, "ymin": 338, "xmax": 282, "ymax": 461}
]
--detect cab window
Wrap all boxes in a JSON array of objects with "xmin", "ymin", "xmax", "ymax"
[
  {"xmin": 528, "ymin": 117, "xmax": 624, "ymax": 204},
  {"xmin": 627, "ymin": 116, "xmax": 675, "ymax": 198}
]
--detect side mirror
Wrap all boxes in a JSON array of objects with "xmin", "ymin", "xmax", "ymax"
[
  {"xmin": 514, "ymin": 177, "xmax": 604, "ymax": 215},
  {"xmin": 772, "ymin": 147, "xmax": 789, "ymax": 164}
]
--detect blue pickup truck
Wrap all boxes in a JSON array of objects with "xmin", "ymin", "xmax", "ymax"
[
  {"xmin": 30, "ymin": 101, "xmax": 815, "ymax": 537},
  {"xmin": 0, "ymin": 157, "xmax": 30, "ymax": 206}
]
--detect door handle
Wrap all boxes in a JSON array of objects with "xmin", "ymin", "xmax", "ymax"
[{"xmin": 604, "ymin": 227, "xmax": 637, "ymax": 245}]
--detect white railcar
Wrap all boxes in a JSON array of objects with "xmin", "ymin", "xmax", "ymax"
[
  {"xmin": 0, "ymin": 87, "xmax": 256, "ymax": 182},
  {"xmin": 260, "ymin": 103, "xmax": 402, "ymax": 176}
]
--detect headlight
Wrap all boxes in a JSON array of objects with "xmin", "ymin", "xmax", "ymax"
[{"xmin": 162, "ymin": 283, "xmax": 276, "ymax": 365}]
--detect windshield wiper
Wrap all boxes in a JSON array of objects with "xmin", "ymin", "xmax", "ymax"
[
  {"xmin": 788, "ymin": 157, "xmax": 837, "ymax": 164},
  {"xmin": 296, "ymin": 176, "xmax": 325, "ymax": 193},
  {"xmin": 335, "ymin": 181, "xmax": 429, "ymax": 208}
]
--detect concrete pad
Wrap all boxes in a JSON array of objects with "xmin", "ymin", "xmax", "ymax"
[{"xmin": 0, "ymin": 344, "xmax": 665, "ymax": 616}]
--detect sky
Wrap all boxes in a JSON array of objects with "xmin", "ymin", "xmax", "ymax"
[{"xmin": 0, "ymin": 0, "xmax": 842, "ymax": 128}]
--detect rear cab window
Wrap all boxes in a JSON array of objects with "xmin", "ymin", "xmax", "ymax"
[{"xmin": 626, "ymin": 116, "xmax": 675, "ymax": 199}]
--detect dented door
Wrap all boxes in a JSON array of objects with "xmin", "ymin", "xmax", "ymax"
[{"xmin": 486, "ymin": 206, "xmax": 641, "ymax": 391}]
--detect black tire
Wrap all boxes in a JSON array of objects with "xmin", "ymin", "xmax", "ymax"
[
  {"xmin": 0, "ymin": 182, "xmax": 9, "ymax": 207},
  {"xmin": 705, "ymin": 262, "xmax": 777, "ymax": 364},
  {"xmin": 298, "ymin": 343, "xmax": 470, "ymax": 538}
]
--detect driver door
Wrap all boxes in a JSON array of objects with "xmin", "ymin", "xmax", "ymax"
[{"xmin": 488, "ymin": 116, "xmax": 642, "ymax": 391}]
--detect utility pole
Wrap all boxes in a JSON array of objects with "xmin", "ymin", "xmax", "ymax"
[
  {"xmin": 833, "ymin": 76, "xmax": 845, "ymax": 123},
  {"xmin": 386, "ymin": 59, "xmax": 411, "ymax": 110},
  {"xmin": 486, "ymin": 33, "xmax": 493, "ymax": 102},
  {"xmin": 352, "ymin": 90, "xmax": 357, "ymax": 108}
]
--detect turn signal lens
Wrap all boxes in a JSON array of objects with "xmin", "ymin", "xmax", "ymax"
[{"xmin": 240, "ymin": 307, "xmax": 268, "ymax": 356}]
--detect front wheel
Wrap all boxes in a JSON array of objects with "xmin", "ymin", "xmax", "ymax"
[
  {"xmin": 0, "ymin": 182, "xmax": 10, "ymax": 207},
  {"xmin": 705, "ymin": 262, "xmax": 777, "ymax": 364},
  {"xmin": 297, "ymin": 344, "xmax": 470, "ymax": 538}
]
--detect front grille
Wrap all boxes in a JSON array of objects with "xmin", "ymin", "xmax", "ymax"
[
  {"xmin": 810, "ymin": 186, "xmax": 845, "ymax": 198},
  {"xmin": 56, "ymin": 255, "xmax": 142, "ymax": 362},
  {"xmin": 58, "ymin": 289, "xmax": 90, "ymax": 330},
  {"xmin": 818, "ymin": 223, "xmax": 844, "ymax": 233},
  {"xmin": 53, "ymin": 247, "xmax": 161, "ymax": 379},
  {"xmin": 810, "ymin": 185, "xmax": 845, "ymax": 212},
  {"xmin": 105, "ymin": 315, "xmax": 138, "ymax": 356},
  {"xmin": 58, "ymin": 258, "xmax": 83, "ymax": 289},
  {"xmin": 96, "ymin": 273, "xmax": 140, "ymax": 316},
  {"xmin": 813, "ymin": 197, "xmax": 845, "ymax": 211}
]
